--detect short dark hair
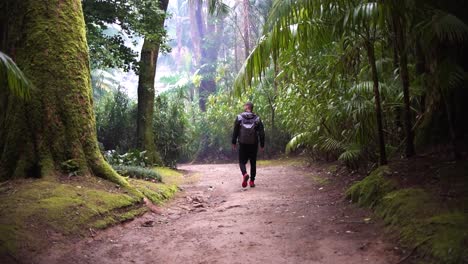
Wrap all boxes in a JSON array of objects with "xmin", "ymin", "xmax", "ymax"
[{"xmin": 244, "ymin": 102, "xmax": 254, "ymax": 111}]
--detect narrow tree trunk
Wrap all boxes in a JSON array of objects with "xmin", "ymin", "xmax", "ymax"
[
  {"xmin": 136, "ymin": 0, "xmax": 169, "ymax": 164},
  {"xmin": 243, "ymin": 0, "xmax": 250, "ymax": 59},
  {"xmin": 393, "ymin": 14, "xmax": 415, "ymax": 158},
  {"xmin": 365, "ymin": 41, "xmax": 388, "ymax": 165},
  {"xmin": 0, "ymin": 0, "xmax": 132, "ymax": 188},
  {"xmin": 234, "ymin": 14, "xmax": 239, "ymax": 72},
  {"xmin": 441, "ymin": 90, "xmax": 461, "ymax": 159}
]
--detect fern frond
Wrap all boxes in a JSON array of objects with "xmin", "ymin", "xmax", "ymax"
[
  {"xmin": 320, "ymin": 136, "xmax": 345, "ymax": 153},
  {"xmin": 338, "ymin": 143, "xmax": 362, "ymax": 164}
]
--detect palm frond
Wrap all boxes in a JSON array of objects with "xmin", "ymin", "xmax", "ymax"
[
  {"xmin": 417, "ymin": 9, "xmax": 468, "ymax": 45},
  {"xmin": 233, "ymin": 17, "xmax": 330, "ymax": 96},
  {"xmin": 0, "ymin": 51, "xmax": 31, "ymax": 99},
  {"xmin": 436, "ymin": 60, "xmax": 468, "ymax": 93},
  {"xmin": 285, "ymin": 132, "xmax": 311, "ymax": 154}
]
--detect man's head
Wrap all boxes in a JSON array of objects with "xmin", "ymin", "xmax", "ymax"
[{"xmin": 244, "ymin": 102, "xmax": 254, "ymax": 112}]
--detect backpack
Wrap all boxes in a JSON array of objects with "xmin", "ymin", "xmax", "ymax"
[{"xmin": 238, "ymin": 114, "xmax": 259, "ymax": 144}]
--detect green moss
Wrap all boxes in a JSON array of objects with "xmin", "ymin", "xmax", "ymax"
[
  {"xmin": 0, "ymin": 176, "xmax": 166, "ymax": 257},
  {"xmin": 347, "ymin": 166, "xmax": 468, "ymax": 264},
  {"xmin": 346, "ymin": 166, "xmax": 397, "ymax": 207},
  {"xmin": 420, "ymin": 213, "xmax": 468, "ymax": 263},
  {"xmin": 92, "ymin": 207, "xmax": 148, "ymax": 229},
  {"xmin": 0, "ymin": 180, "xmax": 138, "ymax": 237},
  {"xmin": 381, "ymin": 201, "xmax": 468, "ymax": 264},
  {"xmin": 131, "ymin": 179, "xmax": 178, "ymax": 205}
]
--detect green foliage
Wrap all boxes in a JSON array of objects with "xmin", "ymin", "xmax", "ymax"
[
  {"xmin": 113, "ymin": 165, "xmax": 162, "ymax": 182},
  {"xmin": 95, "ymin": 88, "xmax": 136, "ymax": 151},
  {"xmin": 153, "ymin": 91, "xmax": 192, "ymax": 167},
  {"xmin": 0, "ymin": 51, "xmax": 31, "ymax": 99},
  {"xmin": 83, "ymin": 0, "xmax": 169, "ymax": 71},
  {"xmin": 233, "ymin": 0, "xmax": 468, "ymax": 167},
  {"xmin": 104, "ymin": 149, "xmax": 150, "ymax": 167}
]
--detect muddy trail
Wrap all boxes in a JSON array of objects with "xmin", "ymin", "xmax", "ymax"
[{"xmin": 38, "ymin": 162, "xmax": 402, "ymax": 264}]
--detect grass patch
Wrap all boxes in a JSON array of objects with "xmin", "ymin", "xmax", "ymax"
[
  {"xmin": 257, "ymin": 157, "xmax": 306, "ymax": 167},
  {"xmin": 153, "ymin": 167, "xmax": 184, "ymax": 186},
  {"xmin": 154, "ymin": 167, "xmax": 183, "ymax": 178}
]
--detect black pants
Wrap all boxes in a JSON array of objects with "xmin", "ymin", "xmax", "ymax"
[{"xmin": 238, "ymin": 144, "xmax": 258, "ymax": 181}]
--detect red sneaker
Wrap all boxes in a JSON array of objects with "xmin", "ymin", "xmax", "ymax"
[
  {"xmin": 242, "ymin": 174, "xmax": 249, "ymax": 188},
  {"xmin": 249, "ymin": 180, "xmax": 255, "ymax": 188}
]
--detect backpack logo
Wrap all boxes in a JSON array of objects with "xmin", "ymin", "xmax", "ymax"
[{"xmin": 239, "ymin": 115, "xmax": 259, "ymax": 144}]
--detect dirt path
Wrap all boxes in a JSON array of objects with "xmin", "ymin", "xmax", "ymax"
[{"xmin": 38, "ymin": 162, "xmax": 401, "ymax": 264}]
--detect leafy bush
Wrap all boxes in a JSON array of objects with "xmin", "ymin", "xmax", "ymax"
[
  {"xmin": 95, "ymin": 88, "xmax": 136, "ymax": 152},
  {"xmin": 104, "ymin": 150, "xmax": 150, "ymax": 167},
  {"xmin": 113, "ymin": 165, "xmax": 162, "ymax": 182},
  {"xmin": 153, "ymin": 91, "xmax": 192, "ymax": 167}
]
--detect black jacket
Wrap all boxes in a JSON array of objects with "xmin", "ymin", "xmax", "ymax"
[{"xmin": 231, "ymin": 112, "xmax": 265, "ymax": 147}]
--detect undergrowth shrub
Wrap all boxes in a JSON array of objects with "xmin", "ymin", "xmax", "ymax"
[
  {"xmin": 104, "ymin": 150, "xmax": 150, "ymax": 167},
  {"xmin": 113, "ymin": 165, "xmax": 162, "ymax": 182}
]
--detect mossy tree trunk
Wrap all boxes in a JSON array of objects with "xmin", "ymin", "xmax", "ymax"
[
  {"xmin": 0, "ymin": 0, "xmax": 130, "ymax": 187},
  {"xmin": 136, "ymin": 0, "xmax": 169, "ymax": 164}
]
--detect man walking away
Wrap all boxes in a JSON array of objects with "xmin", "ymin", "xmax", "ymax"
[{"xmin": 232, "ymin": 102, "xmax": 265, "ymax": 188}]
